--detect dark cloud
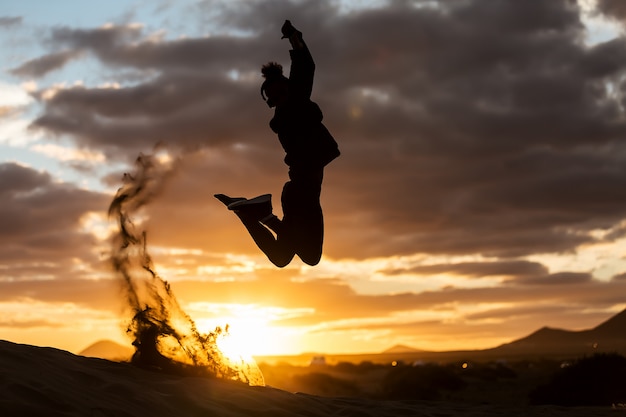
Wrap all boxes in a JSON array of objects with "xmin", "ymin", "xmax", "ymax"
[
  {"xmin": 10, "ymin": 50, "xmax": 84, "ymax": 78},
  {"xmin": 47, "ymin": 25, "xmax": 143, "ymax": 57},
  {"xmin": 612, "ymin": 271, "xmax": 626, "ymax": 281},
  {"xmin": 464, "ymin": 304, "xmax": 582, "ymax": 322},
  {"xmin": 22, "ymin": 0, "xmax": 626, "ymax": 263},
  {"xmin": 0, "ymin": 16, "xmax": 22, "ymax": 28},
  {"xmin": 0, "ymin": 319, "xmax": 63, "ymax": 329},
  {"xmin": 597, "ymin": 0, "xmax": 626, "ymax": 21},
  {"xmin": 380, "ymin": 260, "xmax": 548, "ymax": 279},
  {"xmin": 31, "ymin": 71, "xmax": 266, "ymax": 157},
  {"xmin": 514, "ymin": 271, "xmax": 593, "ymax": 286},
  {"xmin": 46, "ymin": 24, "xmax": 266, "ymax": 73},
  {"xmin": 0, "ymin": 279, "xmax": 120, "ymax": 311},
  {"xmin": 0, "ymin": 163, "xmax": 109, "ymax": 281}
]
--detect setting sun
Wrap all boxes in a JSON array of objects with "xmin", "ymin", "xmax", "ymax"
[
  {"xmin": 216, "ymin": 319, "xmax": 271, "ymax": 361},
  {"xmin": 192, "ymin": 304, "xmax": 300, "ymax": 357}
]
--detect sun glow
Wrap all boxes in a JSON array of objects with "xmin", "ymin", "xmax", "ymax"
[
  {"xmin": 216, "ymin": 318, "xmax": 269, "ymax": 363},
  {"xmin": 189, "ymin": 303, "xmax": 305, "ymax": 356}
]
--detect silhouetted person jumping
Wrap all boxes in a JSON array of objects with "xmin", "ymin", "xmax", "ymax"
[{"xmin": 216, "ymin": 20, "xmax": 339, "ymax": 268}]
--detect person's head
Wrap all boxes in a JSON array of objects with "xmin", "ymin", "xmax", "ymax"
[{"xmin": 261, "ymin": 62, "xmax": 288, "ymax": 108}]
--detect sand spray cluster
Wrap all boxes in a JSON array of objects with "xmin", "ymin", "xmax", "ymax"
[{"xmin": 108, "ymin": 153, "xmax": 264, "ymax": 386}]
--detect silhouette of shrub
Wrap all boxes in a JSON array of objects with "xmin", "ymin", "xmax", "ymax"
[
  {"xmin": 333, "ymin": 361, "xmax": 384, "ymax": 374},
  {"xmin": 292, "ymin": 372, "xmax": 360, "ymax": 397},
  {"xmin": 529, "ymin": 353, "xmax": 626, "ymax": 406},
  {"xmin": 382, "ymin": 364, "xmax": 466, "ymax": 400},
  {"xmin": 333, "ymin": 361, "xmax": 358, "ymax": 373},
  {"xmin": 464, "ymin": 362, "xmax": 517, "ymax": 381},
  {"xmin": 357, "ymin": 361, "xmax": 385, "ymax": 372}
]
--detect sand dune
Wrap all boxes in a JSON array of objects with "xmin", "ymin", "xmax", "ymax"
[{"xmin": 0, "ymin": 340, "xmax": 620, "ymax": 417}]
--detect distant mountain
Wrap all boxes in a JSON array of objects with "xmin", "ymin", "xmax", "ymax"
[
  {"xmin": 491, "ymin": 309, "xmax": 626, "ymax": 357},
  {"xmin": 590, "ymin": 308, "xmax": 626, "ymax": 337},
  {"xmin": 382, "ymin": 344, "xmax": 423, "ymax": 354},
  {"xmin": 79, "ymin": 340, "xmax": 133, "ymax": 361}
]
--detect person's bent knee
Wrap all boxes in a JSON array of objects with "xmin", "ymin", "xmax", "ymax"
[
  {"xmin": 268, "ymin": 253, "xmax": 295, "ymax": 268},
  {"xmin": 299, "ymin": 251, "xmax": 322, "ymax": 266}
]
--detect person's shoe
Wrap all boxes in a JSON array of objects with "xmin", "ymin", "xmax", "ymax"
[
  {"xmin": 214, "ymin": 194, "xmax": 246, "ymax": 207},
  {"xmin": 228, "ymin": 193, "xmax": 272, "ymax": 220}
]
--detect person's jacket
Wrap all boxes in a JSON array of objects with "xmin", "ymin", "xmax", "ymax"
[{"xmin": 269, "ymin": 42, "xmax": 340, "ymax": 169}]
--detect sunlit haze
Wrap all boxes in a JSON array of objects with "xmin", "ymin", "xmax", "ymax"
[{"xmin": 2, "ymin": 0, "xmax": 626, "ymax": 357}]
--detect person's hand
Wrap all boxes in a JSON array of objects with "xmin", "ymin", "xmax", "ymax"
[{"xmin": 281, "ymin": 20, "xmax": 297, "ymax": 39}]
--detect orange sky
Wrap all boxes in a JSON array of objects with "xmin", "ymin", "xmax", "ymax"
[{"xmin": 1, "ymin": 0, "xmax": 626, "ymax": 356}]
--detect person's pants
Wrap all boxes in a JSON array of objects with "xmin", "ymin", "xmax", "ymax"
[{"xmin": 238, "ymin": 167, "xmax": 324, "ymax": 267}]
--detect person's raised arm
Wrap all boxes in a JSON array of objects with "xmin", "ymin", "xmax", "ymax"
[
  {"xmin": 281, "ymin": 20, "xmax": 305, "ymax": 50},
  {"xmin": 281, "ymin": 20, "xmax": 314, "ymax": 100}
]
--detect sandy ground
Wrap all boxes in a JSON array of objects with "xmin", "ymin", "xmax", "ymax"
[{"xmin": 0, "ymin": 340, "xmax": 621, "ymax": 417}]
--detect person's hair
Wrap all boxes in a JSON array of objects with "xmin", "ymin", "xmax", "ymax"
[
  {"xmin": 262, "ymin": 62, "xmax": 284, "ymax": 80},
  {"xmin": 261, "ymin": 62, "xmax": 288, "ymax": 102}
]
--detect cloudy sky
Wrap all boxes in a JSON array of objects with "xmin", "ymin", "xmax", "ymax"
[{"xmin": 2, "ymin": 0, "xmax": 626, "ymax": 356}]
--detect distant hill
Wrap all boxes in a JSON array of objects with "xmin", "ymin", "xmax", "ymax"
[
  {"xmin": 79, "ymin": 340, "xmax": 133, "ymax": 361},
  {"xmin": 382, "ymin": 344, "xmax": 422, "ymax": 354},
  {"xmin": 591, "ymin": 308, "xmax": 626, "ymax": 336},
  {"xmin": 490, "ymin": 309, "xmax": 626, "ymax": 358},
  {"xmin": 268, "ymin": 308, "xmax": 626, "ymax": 365}
]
